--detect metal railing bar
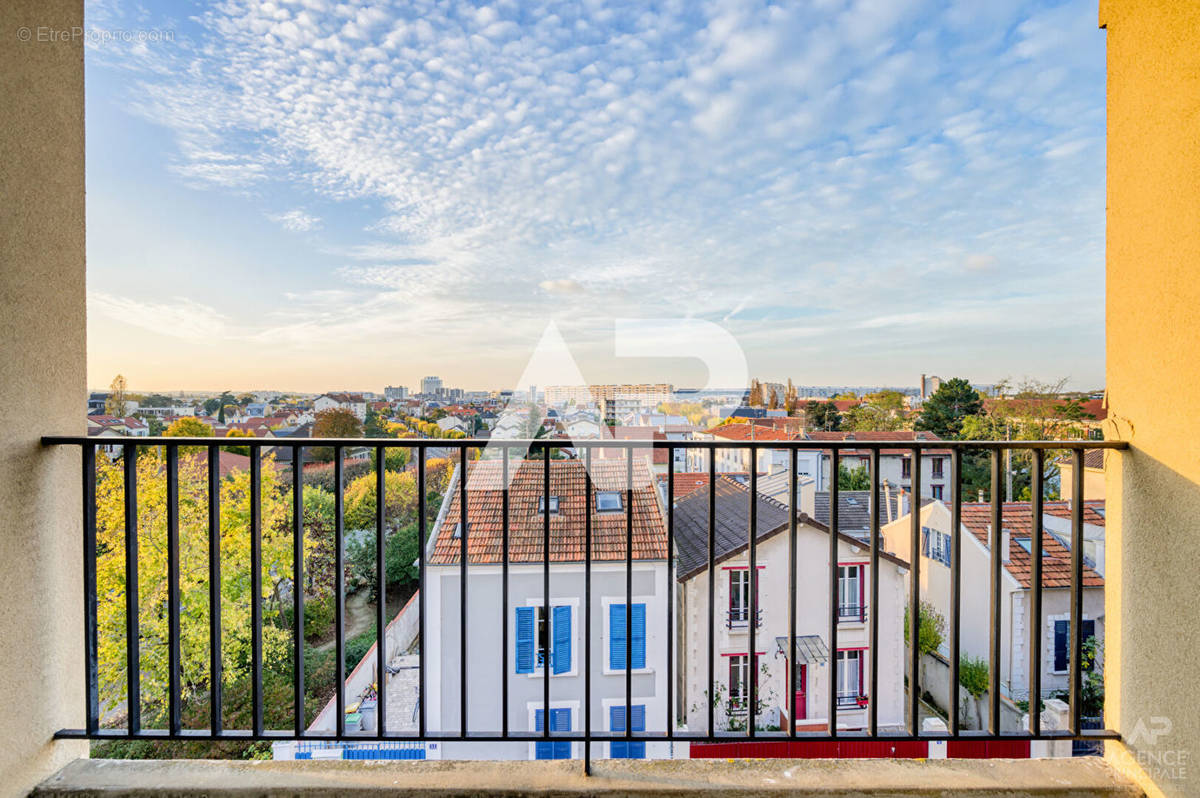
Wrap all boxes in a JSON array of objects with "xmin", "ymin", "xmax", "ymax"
[
  {"xmin": 707, "ymin": 446, "xmax": 716, "ymax": 736},
  {"xmin": 868, "ymin": 447, "xmax": 880, "ymax": 736},
  {"xmin": 458, "ymin": 445, "xmax": 468, "ymax": 738},
  {"xmin": 335, "ymin": 448, "xmax": 346, "ymax": 738},
  {"xmin": 167, "ymin": 443, "xmax": 181, "ymax": 735},
  {"xmin": 377, "ymin": 446, "xmax": 388, "ymax": 738},
  {"xmin": 665, "ymin": 446, "xmax": 674, "ymax": 744},
  {"xmin": 828, "ymin": 448, "xmax": 839, "ymax": 736},
  {"xmin": 500, "ymin": 446, "xmax": 509, "ymax": 739},
  {"xmin": 83, "ymin": 443, "xmax": 99, "ymax": 735},
  {"xmin": 417, "ymin": 448, "xmax": 426, "ymax": 739},
  {"xmin": 949, "ymin": 448, "xmax": 962, "ymax": 737},
  {"xmin": 208, "ymin": 444, "xmax": 222, "ymax": 734},
  {"xmin": 542, "ymin": 444, "xmax": 550, "ymax": 741},
  {"xmin": 123, "ymin": 443, "xmax": 140, "ymax": 735},
  {"xmin": 625, "ymin": 447, "xmax": 634, "ymax": 741},
  {"xmin": 293, "ymin": 444, "xmax": 305, "ymax": 737},
  {"xmin": 1070, "ymin": 448, "xmax": 1085, "ymax": 736},
  {"xmin": 250, "ymin": 449, "xmax": 263, "ymax": 736},
  {"xmin": 988, "ymin": 450, "xmax": 1002, "ymax": 736},
  {"xmin": 747, "ymin": 454, "xmax": 758, "ymax": 739},
  {"xmin": 1030, "ymin": 448, "xmax": 1044, "ymax": 736},
  {"xmin": 908, "ymin": 446, "xmax": 921, "ymax": 735},
  {"xmin": 584, "ymin": 445, "xmax": 592, "ymax": 771}
]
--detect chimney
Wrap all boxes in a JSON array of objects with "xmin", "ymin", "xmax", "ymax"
[
  {"xmin": 882, "ymin": 480, "xmax": 893, "ymax": 523},
  {"xmin": 1000, "ymin": 526, "xmax": 1011, "ymax": 564},
  {"xmin": 920, "ymin": 373, "xmax": 927, "ymax": 400}
]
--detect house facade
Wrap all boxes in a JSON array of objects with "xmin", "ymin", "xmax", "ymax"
[
  {"xmin": 674, "ymin": 477, "xmax": 908, "ymax": 735},
  {"xmin": 314, "ymin": 392, "xmax": 367, "ymax": 421},
  {"xmin": 881, "ymin": 500, "xmax": 1105, "ymax": 706},
  {"xmin": 424, "ymin": 458, "xmax": 674, "ymax": 761}
]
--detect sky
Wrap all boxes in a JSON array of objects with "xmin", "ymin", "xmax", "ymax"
[{"xmin": 84, "ymin": 0, "xmax": 1107, "ymax": 394}]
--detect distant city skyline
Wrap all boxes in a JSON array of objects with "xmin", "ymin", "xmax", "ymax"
[{"xmin": 85, "ymin": 0, "xmax": 1105, "ymax": 392}]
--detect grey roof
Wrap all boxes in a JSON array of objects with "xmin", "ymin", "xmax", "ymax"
[
  {"xmin": 813, "ymin": 490, "xmax": 933, "ymax": 538},
  {"xmin": 775, "ymin": 635, "xmax": 830, "ymax": 665},
  {"xmin": 673, "ymin": 476, "xmax": 791, "ymax": 580}
]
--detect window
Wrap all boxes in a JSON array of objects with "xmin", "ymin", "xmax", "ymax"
[
  {"xmin": 931, "ymin": 484, "xmax": 944, "ymax": 500},
  {"xmin": 609, "ymin": 705, "xmax": 646, "ymax": 759},
  {"xmin": 537, "ymin": 495, "xmax": 559, "ymax": 514},
  {"xmin": 931, "ymin": 457, "xmax": 944, "ymax": 478},
  {"xmin": 515, "ymin": 605, "xmax": 572, "ymax": 674},
  {"xmin": 452, "ymin": 520, "xmax": 467, "ymax": 538},
  {"xmin": 1053, "ymin": 619, "xmax": 1096, "ymax": 672},
  {"xmin": 728, "ymin": 570, "xmax": 755, "ymax": 625},
  {"xmin": 1014, "ymin": 536, "xmax": 1052, "ymax": 558},
  {"xmin": 609, "ymin": 603, "xmax": 647, "ymax": 670},
  {"xmin": 901, "ymin": 457, "xmax": 912, "ymax": 478},
  {"xmin": 533, "ymin": 708, "xmax": 571, "ymax": 759},
  {"xmin": 728, "ymin": 655, "xmax": 753, "ymax": 709},
  {"xmin": 838, "ymin": 565, "xmax": 863, "ymax": 621},
  {"xmin": 596, "ymin": 491, "xmax": 623, "ymax": 512},
  {"xmin": 921, "ymin": 526, "xmax": 951, "ymax": 566},
  {"xmin": 836, "ymin": 650, "xmax": 864, "ymax": 705}
]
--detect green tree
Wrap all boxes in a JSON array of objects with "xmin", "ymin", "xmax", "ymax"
[
  {"xmin": 746, "ymin": 379, "xmax": 763, "ymax": 407},
  {"xmin": 164, "ymin": 417, "xmax": 214, "ymax": 455},
  {"xmin": 224, "ymin": 428, "xmax": 255, "ymax": 456},
  {"xmin": 105, "ymin": 374, "xmax": 129, "ymax": 417},
  {"xmin": 311, "ymin": 408, "xmax": 363, "ymax": 461},
  {"xmin": 364, "ymin": 406, "xmax": 389, "ymax": 438},
  {"xmin": 904, "ymin": 600, "xmax": 947, "ymax": 657},
  {"xmin": 216, "ymin": 391, "xmax": 234, "ymax": 424},
  {"xmin": 805, "ymin": 400, "xmax": 841, "ymax": 432},
  {"xmin": 844, "ymin": 390, "xmax": 907, "ymax": 432},
  {"xmin": 915, "ymin": 378, "xmax": 983, "ymax": 439},
  {"xmin": 838, "ymin": 463, "xmax": 871, "ymax": 490}
]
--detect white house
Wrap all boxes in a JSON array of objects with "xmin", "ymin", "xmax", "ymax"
[
  {"xmin": 436, "ymin": 416, "xmax": 470, "ymax": 435},
  {"xmin": 881, "ymin": 499, "xmax": 1105, "ymax": 709},
  {"xmin": 804, "ymin": 431, "xmax": 956, "ymax": 504},
  {"xmin": 314, "ymin": 392, "xmax": 367, "ymax": 421},
  {"xmin": 674, "ymin": 476, "xmax": 909, "ymax": 734},
  {"xmin": 423, "ymin": 458, "xmax": 674, "ymax": 761}
]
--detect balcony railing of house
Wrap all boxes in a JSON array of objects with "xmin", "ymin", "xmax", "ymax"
[
  {"xmin": 725, "ymin": 607, "xmax": 763, "ymax": 629},
  {"xmin": 836, "ymin": 693, "xmax": 870, "ymax": 709},
  {"xmin": 41, "ymin": 434, "xmax": 1125, "ymax": 774},
  {"xmin": 838, "ymin": 604, "xmax": 867, "ymax": 623}
]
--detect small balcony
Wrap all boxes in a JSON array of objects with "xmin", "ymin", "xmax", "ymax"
[
  {"xmin": 837, "ymin": 604, "xmax": 867, "ymax": 624},
  {"xmin": 725, "ymin": 607, "xmax": 763, "ymax": 630}
]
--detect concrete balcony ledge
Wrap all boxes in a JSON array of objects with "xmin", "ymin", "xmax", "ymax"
[{"xmin": 33, "ymin": 757, "xmax": 1143, "ymax": 797}]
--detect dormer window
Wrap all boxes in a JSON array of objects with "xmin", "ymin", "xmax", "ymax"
[
  {"xmin": 538, "ymin": 496, "xmax": 560, "ymax": 515},
  {"xmin": 595, "ymin": 491, "xmax": 624, "ymax": 513},
  {"xmin": 453, "ymin": 521, "xmax": 468, "ymax": 538}
]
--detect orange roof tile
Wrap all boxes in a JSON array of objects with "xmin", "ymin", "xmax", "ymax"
[
  {"xmin": 959, "ymin": 501, "xmax": 1105, "ymax": 589},
  {"xmin": 429, "ymin": 459, "xmax": 668, "ymax": 565}
]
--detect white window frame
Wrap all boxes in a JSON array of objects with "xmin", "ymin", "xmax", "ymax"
[
  {"xmin": 525, "ymin": 699, "xmax": 581, "ymax": 761},
  {"xmin": 519, "ymin": 597, "xmax": 579, "ymax": 679},
  {"xmin": 601, "ymin": 595, "xmax": 655, "ymax": 676}
]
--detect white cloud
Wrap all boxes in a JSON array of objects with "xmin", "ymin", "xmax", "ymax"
[{"xmin": 268, "ymin": 209, "xmax": 323, "ymax": 232}]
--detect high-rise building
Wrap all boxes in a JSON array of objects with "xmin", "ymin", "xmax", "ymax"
[
  {"xmin": 384, "ymin": 385, "xmax": 408, "ymax": 401},
  {"xmin": 421, "ymin": 376, "xmax": 443, "ymax": 396}
]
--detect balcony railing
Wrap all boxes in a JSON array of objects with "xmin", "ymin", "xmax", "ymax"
[
  {"xmin": 726, "ymin": 607, "xmax": 763, "ymax": 629},
  {"xmin": 836, "ymin": 693, "xmax": 869, "ymax": 709},
  {"xmin": 838, "ymin": 604, "xmax": 867, "ymax": 623},
  {"xmin": 42, "ymin": 434, "xmax": 1123, "ymax": 772}
]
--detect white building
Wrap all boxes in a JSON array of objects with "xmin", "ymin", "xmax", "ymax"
[
  {"xmin": 674, "ymin": 476, "xmax": 909, "ymax": 733},
  {"xmin": 384, "ymin": 385, "xmax": 409, "ymax": 401},
  {"xmin": 881, "ymin": 499, "xmax": 1105, "ymax": 708},
  {"xmin": 313, "ymin": 392, "xmax": 367, "ymax": 421},
  {"xmin": 424, "ymin": 458, "xmax": 674, "ymax": 760},
  {"xmin": 421, "ymin": 376, "xmax": 444, "ymax": 396}
]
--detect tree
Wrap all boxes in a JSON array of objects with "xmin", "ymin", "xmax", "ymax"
[
  {"xmin": 164, "ymin": 417, "xmax": 214, "ymax": 455},
  {"xmin": 147, "ymin": 418, "xmax": 165, "ymax": 436},
  {"xmin": 364, "ymin": 407, "xmax": 389, "ymax": 438},
  {"xmin": 224, "ymin": 428, "xmax": 255, "ymax": 456},
  {"xmin": 904, "ymin": 600, "xmax": 947, "ymax": 657},
  {"xmin": 202, "ymin": 397, "xmax": 221, "ymax": 416},
  {"xmin": 746, "ymin": 379, "xmax": 763, "ymax": 407},
  {"xmin": 94, "ymin": 451, "xmax": 301, "ymax": 716},
  {"xmin": 216, "ymin": 391, "xmax": 234, "ymax": 424},
  {"xmin": 105, "ymin": 374, "xmax": 129, "ymax": 417},
  {"xmin": 914, "ymin": 378, "xmax": 983, "ymax": 439},
  {"xmin": 844, "ymin": 390, "xmax": 906, "ymax": 432},
  {"xmin": 838, "ymin": 463, "xmax": 871, "ymax": 490},
  {"xmin": 805, "ymin": 400, "xmax": 841, "ymax": 432},
  {"xmin": 311, "ymin": 408, "xmax": 363, "ymax": 462}
]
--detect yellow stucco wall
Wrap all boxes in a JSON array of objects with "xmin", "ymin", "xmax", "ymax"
[
  {"xmin": 0, "ymin": 0, "xmax": 87, "ymax": 795},
  {"xmin": 1101, "ymin": 1, "xmax": 1200, "ymax": 796}
]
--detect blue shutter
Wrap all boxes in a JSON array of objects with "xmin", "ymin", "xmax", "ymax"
[
  {"xmin": 536, "ymin": 708, "xmax": 570, "ymax": 759},
  {"xmin": 1053, "ymin": 620, "xmax": 1068, "ymax": 672},
  {"xmin": 921, "ymin": 528, "xmax": 930, "ymax": 557},
  {"xmin": 610, "ymin": 705, "xmax": 646, "ymax": 759},
  {"xmin": 516, "ymin": 606, "xmax": 535, "ymax": 674},
  {"xmin": 631, "ymin": 603, "xmax": 646, "ymax": 670},
  {"xmin": 609, "ymin": 604, "xmax": 627, "ymax": 670},
  {"xmin": 553, "ymin": 605, "xmax": 571, "ymax": 674}
]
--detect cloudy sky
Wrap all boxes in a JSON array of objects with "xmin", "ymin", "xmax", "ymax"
[{"xmin": 85, "ymin": 0, "xmax": 1106, "ymax": 394}]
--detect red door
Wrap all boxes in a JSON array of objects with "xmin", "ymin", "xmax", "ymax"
[{"xmin": 793, "ymin": 664, "xmax": 807, "ymax": 721}]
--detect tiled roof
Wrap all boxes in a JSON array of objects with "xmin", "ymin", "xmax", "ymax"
[
  {"xmin": 705, "ymin": 424, "xmax": 794, "ymax": 441},
  {"xmin": 959, "ymin": 501, "xmax": 1105, "ymax": 589},
  {"xmin": 322, "ymin": 392, "xmax": 365, "ymax": 404},
  {"xmin": 672, "ymin": 476, "xmax": 907, "ymax": 580},
  {"xmin": 428, "ymin": 459, "xmax": 667, "ymax": 565},
  {"xmin": 798, "ymin": 430, "xmax": 951, "ymax": 456}
]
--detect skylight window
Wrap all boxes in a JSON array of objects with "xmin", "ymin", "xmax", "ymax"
[
  {"xmin": 596, "ymin": 491, "xmax": 624, "ymax": 512},
  {"xmin": 538, "ymin": 496, "xmax": 559, "ymax": 514}
]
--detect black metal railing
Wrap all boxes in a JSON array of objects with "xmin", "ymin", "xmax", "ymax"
[
  {"xmin": 725, "ymin": 607, "xmax": 763, "ymax": 629},
  {"xmin": 836, "ymin": 693, "xmax": 869, "ymax": 709},
  {"xmin": 838, "ymin": 604, "xmax": 867, "ymax": 623},
  {"xmin": 44, "ymin": 434, "xmax": 1123, "ymax": 771}
]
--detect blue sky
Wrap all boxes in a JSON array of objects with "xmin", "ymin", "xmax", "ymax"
[{"xmin": 84, "ymin": 0, "xmax": 1106, "ymax": 393}]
